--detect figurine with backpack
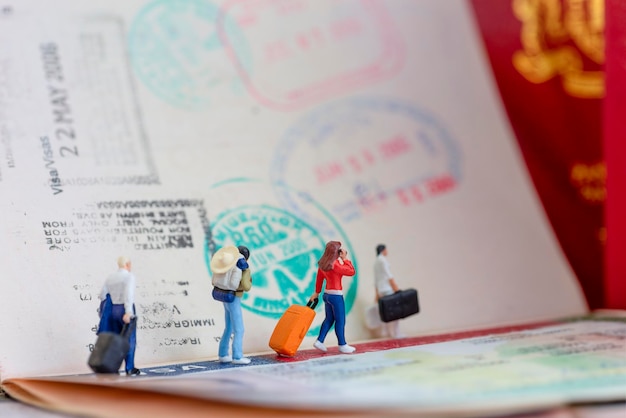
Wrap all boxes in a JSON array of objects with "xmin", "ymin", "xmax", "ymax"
[{"xmin": 210, "ymin": 245, "xmax": 252, "ymax": 365}]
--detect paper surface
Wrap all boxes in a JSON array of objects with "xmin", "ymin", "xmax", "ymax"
[
  {"xmin": 92, "ymin": 319, "xmax": 626, "ymax": 411},
  {"xmin": 5, "ymin": 318, "xmax": 625, "ymax": 417},
  {"xmin": 0, "ymin": 0, "xmax": 587, "ymax": 380},
  {"xmin": 0, "ymin": 395, "xmax": 68, "ymax": 417}
]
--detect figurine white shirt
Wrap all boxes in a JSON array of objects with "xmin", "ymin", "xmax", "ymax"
[
  {"xmin": 99, "ymin": 268, "xmax": 136, "ymax": 315},
  {"xmin": 374, "ymin": 254, "xmax": 394, "ymax": 296}
]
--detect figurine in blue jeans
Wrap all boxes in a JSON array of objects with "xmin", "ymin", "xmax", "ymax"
[
  {"xmin": 97, "ymin": 256, "xmax": 140, "ymax": 375},
  {"xmin": 310, "ymin": 240, "xmax": 357, "ymax": 354},
  {"xmin": 211, "ymin": 245, "xmax": 252, "ymax": 365}
]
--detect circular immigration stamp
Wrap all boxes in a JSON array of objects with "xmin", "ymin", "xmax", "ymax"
[
  {"xmin": 270, "ymin": 96, "xmax": 463, "ymax": 226},
  {"xmin": 128, "ymin": 0, "xmax": 251, "ymax": 109},
  {"xmin": 203, "ymin": 178, "xmax": 358, "ymax": 337}
]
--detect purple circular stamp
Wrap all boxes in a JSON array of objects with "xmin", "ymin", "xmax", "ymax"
[{"xmin": 270, "ymin": 97, "xmax": 462, "ymax": 226}]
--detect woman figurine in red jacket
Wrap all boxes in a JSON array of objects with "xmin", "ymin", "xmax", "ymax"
[{"xmin": 310, "ymin": 240, "xmax": 357, "ymax": 354}]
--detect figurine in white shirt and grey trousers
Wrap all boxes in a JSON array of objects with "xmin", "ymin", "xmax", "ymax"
[
  {"xmin": 374, "ymin": 244, "xmax": 404, "ymax": 339},
  {"xmin": 97, "ymin": 256, "xmax": 140, "ymax": 375}
]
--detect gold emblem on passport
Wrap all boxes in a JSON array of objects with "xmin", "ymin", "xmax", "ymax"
[
  {"xmin": 570, "ymin": 162, "xmax": 606, "ymax": 203},
  {"xmin": 512, "ymin": 0, "xmax": 604, "ymax": 98}
]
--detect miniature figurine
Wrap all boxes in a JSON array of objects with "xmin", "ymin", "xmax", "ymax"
[
  {"xmin": 374, "ymin": 244, "xmax": 404, "ymax": 339},
  {"xmin": 310, "ymin": 240, "xmax": 356, "ymax": 354},
  {"xmin": 211, "ymin": 245, "xmax": 252, "ymax": 365},
  {"xmin": 96, "ymin": 256, "xmax": 140, "ymax": 375}
]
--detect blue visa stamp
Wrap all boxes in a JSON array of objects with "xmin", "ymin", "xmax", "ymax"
[
  {"xmin": 270, "ymin": 97, "xmax": 463, "ymax": 224},
  {"xmin": 128, "ymin": 0, "xmax": 251, "ymax": 109},
  {"xmin": 203, "ymin": 178, "xmax": 358, "ymax": 336}
]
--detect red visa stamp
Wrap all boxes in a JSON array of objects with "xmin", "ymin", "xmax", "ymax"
[{"xmin": 217, "ymin": 0, "xmax": 405, "ymax": 110}]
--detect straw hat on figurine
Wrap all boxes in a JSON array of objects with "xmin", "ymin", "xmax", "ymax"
[{"xmin": 210, "ymin": 245, "xmax": 240, "ymax": 274}]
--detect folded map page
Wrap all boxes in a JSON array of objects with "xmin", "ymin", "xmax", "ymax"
[
  {"xmin": 0, "ymin": 0, "xmax": 588, "ymax": 392},
  {"xmin": 4, "ymin": 316, "xmax": 625, "ymax": 417}
]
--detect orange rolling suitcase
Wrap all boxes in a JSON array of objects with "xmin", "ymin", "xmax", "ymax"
[{"xmin": 269, "ymin": 298, "xmax": 318, "ymax": 357}]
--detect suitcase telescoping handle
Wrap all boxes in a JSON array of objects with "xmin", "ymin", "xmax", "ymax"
[
  {"xmin": 307, "ymin": 298, "xmax": 319, "ymax": 310},
  {"xmin": 121, "ymin": 316, "xmax": 137, "ymax": 339}
]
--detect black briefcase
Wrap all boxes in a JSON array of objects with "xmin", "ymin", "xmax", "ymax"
[
  {"xmin": 88, "ymin": 317, "xmax": 136, "ymax": 373},
  {"xmin": 378, "ymin": 289, "xmax": 419, "ymax": 323}
]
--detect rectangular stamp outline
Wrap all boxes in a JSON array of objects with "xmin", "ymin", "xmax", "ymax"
[
  {"xmin": 63, "ymin": 15, "xmax": 160, "ymax": 186},
  {"xmin": 0, "ymin": 14, "xmax": 159, "ymax": 188},
  {"xmin": 217, "ymin": 0, "xmax": 405, "ymax": 111}
]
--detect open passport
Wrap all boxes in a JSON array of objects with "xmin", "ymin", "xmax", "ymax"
[{"xmin": 0, "ymin": 0, "xmax": 624, "ymax": 416}]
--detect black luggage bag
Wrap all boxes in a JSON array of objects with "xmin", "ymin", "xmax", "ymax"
[
  {"xmin": 88, "ymin": 317, "xmax": 136, "ymax": 373},
  {"xmin": 378, "ymin": 289, "xmax": 419, "ymax": 323}
]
